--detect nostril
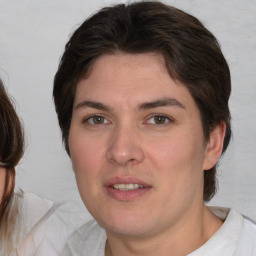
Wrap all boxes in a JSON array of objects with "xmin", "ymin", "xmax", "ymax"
[
  {"xmin": 106, "ymin": 128, "xmax": 145, "ymax": 165},
  {"xmin": 106, "ymin": 144, "xmax": 144, "ymax": 166}
]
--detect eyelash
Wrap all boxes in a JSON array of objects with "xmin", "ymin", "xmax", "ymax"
[
  {"xmin": 83, "ymin": 115, "xmax": 110, "ymax": 126},
  {"xmin": 82, "ymin": 114, "xmax": 174, "ymax": 127},
  {"xmin": 145, "ymin": 114, "xmax": 174, "ymax": 126}
]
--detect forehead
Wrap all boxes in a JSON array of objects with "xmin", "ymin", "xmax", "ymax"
[
  {"xmin": 75, "ymin": 52, "xmax": 197, "ymax": 111},
  {"xmin": 90, "ymin": 52, "xmax": 167, "ymax": 77}
]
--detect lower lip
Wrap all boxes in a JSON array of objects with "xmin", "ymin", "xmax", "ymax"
[{"xmin": 105, "ymin": 187, "xmax": 151, "ymax": 201}]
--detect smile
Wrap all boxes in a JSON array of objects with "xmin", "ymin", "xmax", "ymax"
[
  {"xmin": 104, "ymin": 176, "xmax": 152, "ymax": 201},
  {"xmin": 112, "ymin": 184, "xmax": 144, "ymax": 191}
]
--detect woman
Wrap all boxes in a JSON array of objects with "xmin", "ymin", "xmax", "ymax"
[
  {"xmin": 53, "ymin": 1, "xmax": 256, "ymax": 255},
  {"xmin": 0, "ymin": 78, "xmax": 25, "ymax": 253},
  {"xmin": 0, "ymin": 79, "xmax": 80, "ymax": 255}
]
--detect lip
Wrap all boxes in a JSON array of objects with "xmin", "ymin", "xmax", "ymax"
[{"xmin": 104, "ymin": 176, "xmax": 152, "ymax": 201}]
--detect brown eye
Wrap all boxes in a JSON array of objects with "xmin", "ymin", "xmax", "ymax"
[
  {"xmin": 86, "ymin": 115, "xmax": 109, "ymax": 125},
  {"xmin": 147, "ymin": 115, "xmax": 171, "ymax": 125},
  {"xmin": 92, "ymin": 116, "xmax": 105, "ymax": 124},
  {"xmin": 154, "ymin": 115, "xmax": 168, "ymax": 124}
]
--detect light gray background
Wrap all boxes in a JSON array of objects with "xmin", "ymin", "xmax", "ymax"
[{"xmin": 0, "ymin": 0, "xmax": 255, "ymax": 221}]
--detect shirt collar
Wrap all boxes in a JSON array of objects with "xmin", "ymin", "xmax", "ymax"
[{"xmin": 188, "ymin": 207, "xmax": 243, "ymax": 256}]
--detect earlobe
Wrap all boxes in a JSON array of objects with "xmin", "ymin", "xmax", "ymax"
[{"xmin": 203, "ymin": 122, "xmax": 226, "ymax": 171}]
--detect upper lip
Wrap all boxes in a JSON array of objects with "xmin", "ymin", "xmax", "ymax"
[{"xmin": 104, "ymin": 176, "xmax": 152, "ymax": 188}]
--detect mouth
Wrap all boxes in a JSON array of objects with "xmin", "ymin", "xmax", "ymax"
[
  {"xmin": 104, "ymin": 177, "xmax": 151, "ymax": 201},
  {"xmin": 111, "ymin": 183, "xmax": 145, "ymax": 191}
]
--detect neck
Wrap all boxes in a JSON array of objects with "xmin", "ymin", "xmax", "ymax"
[{"xmin": 105, "ymin": 205, "xmax": 223, "ymax": 256}]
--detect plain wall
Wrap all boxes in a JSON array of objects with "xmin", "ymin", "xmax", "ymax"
[{"xmin": 0, "ymin": 0, "xmax": 255, "ymax": 221}]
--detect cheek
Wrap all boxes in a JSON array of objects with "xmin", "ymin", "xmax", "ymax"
[
  {"xmin": 147, "ymin": 133, "xmax": 205, "ymax": 197},
  {"xmin": 148, "ymin": 132, "xmax": 204, "ymax": 170},
  {"xmin": 69, "ymin": 128, "xmax": 104, "ymax": 169},
  {"xmin": 68, "ymin": 134, "xmax": 104, "ymax": 197},
  {"xmin": 68, "ymin": 133, "xmax": 103, "ymax": 204}
]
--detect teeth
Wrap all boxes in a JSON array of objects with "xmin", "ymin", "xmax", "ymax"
[{"xmin": 112, "ymin": 184, "xmax": 144, "ymax": 191}]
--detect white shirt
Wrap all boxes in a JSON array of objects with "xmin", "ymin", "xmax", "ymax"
[
  {"xmin": 61, "ymin": 208, "xmax": 256, "ymax": 256},
  {"xmin": 9, "ymin": 192, "xmax": 84, "ymax": 256}
]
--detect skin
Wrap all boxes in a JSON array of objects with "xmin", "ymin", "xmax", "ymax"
[
  {"xmin": 68, "ymin": 52, "xmax": 226, "ymax": 256},
  {"xmin": 0, "ymin": 166, "xmax": 6, "ymax": 205}
]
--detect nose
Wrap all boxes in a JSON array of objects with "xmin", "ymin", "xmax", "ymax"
[{"xmin": 106, "ymin": 125, "xmax": 145, "ymax": 166}]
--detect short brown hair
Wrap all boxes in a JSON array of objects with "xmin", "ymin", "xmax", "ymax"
[
  {"xmin": 0, "ymin": 80, "xmax": 24, "ymax": 218},
  {"xmin": 53, "ymin": 1, "xmax": 231, "ymax": 201}
]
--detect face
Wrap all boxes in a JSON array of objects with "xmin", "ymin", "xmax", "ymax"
[{"xmin": 69, "ymin": 53, "xmax": 217, "ymax": 238}]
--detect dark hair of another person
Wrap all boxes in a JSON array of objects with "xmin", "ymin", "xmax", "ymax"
[
  {"xmin": 0, "ymin": 79, "xmax": 24, "ymax": 220},
  {"xmin": 53, "ymin": 1, "xmax": 231, "ymax": 201}
]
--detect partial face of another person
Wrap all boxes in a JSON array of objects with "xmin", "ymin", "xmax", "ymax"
[
  {"xmin": 0, "ymin": 166, "xmax": 6, "ymax": 203},
  {"xmin": 68, "ymin": 53, "xmax": 223, "ymax": 238}
]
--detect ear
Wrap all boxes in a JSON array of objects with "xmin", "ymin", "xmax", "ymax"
[{"xmin": 203, "ymin": 122, "xmax": 226, "ymax": 170}]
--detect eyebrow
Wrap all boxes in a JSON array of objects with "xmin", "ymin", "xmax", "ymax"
[
  {"xmin": 138, "ymin": 97, "xmax": 185, "ymax": 111},
  {"xmin": 75, "ymin": 100, "xmax": 111, "ymax": 111},
  {"xmin": 75, "ymin": 97, "xmax": 185, "ymax": 112}
]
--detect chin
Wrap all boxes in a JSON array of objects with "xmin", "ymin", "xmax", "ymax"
[{"xmin": 96, "ymin": 210, "xmax": 155, "ymax": 238}]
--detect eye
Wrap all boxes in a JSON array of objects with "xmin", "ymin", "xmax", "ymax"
[
  {"xmin": 147, "ymin": 115, "xmax": 172, "ymax": 125},
  {"xmin": 85, "ymin": 115, "xmax": 110, "ymax": 125}
]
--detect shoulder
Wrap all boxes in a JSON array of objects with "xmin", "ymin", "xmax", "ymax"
[
  {"xmin": 18, "ymin": 191, "xmax": 54, "ymax": 231},
  {"xmin": 0, "ymin": 191, "xmax": 52, "ymax": 255},
  {"xmin": 62, "ymin": 219, "xmax": 107, "ymax": 256},
  {"xmin": 211, "ymin": 207, "xmax": 256, "ymax": 255},
  {"xmin": 210, "ymin": 207, "xmax": 256, "ymax": 255},
  {"xmin": 8, "ymin": 191, "xmax": 54, "ymax": 255},
  {"xmin": 243, "ymin": 215, "xmax": 256, "ymax": 233},
  {"xmin": 11, "ymin": 193, "xmax": 84, "ymax": 256},
  {"xmin": 189, "ymin": 207, "xmax": 256, "ymax": 256},
  {"xmin": 233, "ymin": 216, "xmax": 256, "ymax": 255}
]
